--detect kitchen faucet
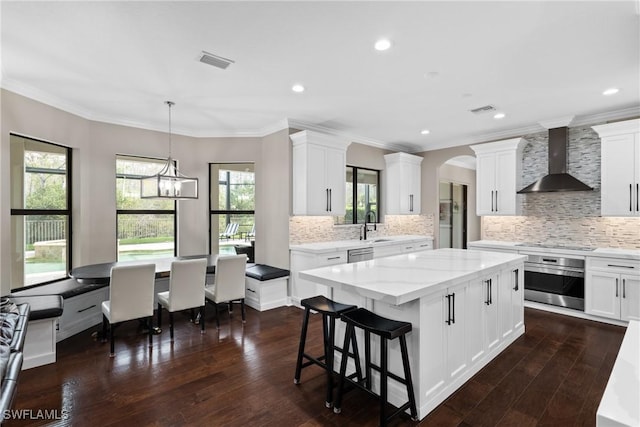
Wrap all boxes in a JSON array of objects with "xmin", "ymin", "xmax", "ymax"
[{"xmin": 361, "ymin": 210, "xmax": 377, "ymax": 240}]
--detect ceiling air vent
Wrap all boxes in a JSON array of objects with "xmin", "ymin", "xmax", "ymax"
[
  {"xmin": 469, "ymin": 105, "xmax": 497, "ymax": 114},
  {"xmin": 199, "ymin": 51, "xmax": 235, "ymax": 70}
]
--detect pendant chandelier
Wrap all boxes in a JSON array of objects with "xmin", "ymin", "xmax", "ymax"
[{"xmin": 140, "ymin": 101, "xmax": 198, "ymax": 199}]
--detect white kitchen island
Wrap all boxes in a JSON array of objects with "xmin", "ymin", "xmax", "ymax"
[{"xmin": 300, "ymin": 248, "xmax": 526, "ymax": 420}]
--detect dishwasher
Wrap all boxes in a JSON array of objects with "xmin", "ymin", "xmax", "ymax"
[{"xmin": 347, "ymin": 247, "xmax": 374, "ymax": 263}]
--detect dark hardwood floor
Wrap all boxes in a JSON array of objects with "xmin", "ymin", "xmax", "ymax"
[{"xmin": 9, "ymin": 306, "xmax": 625, "ymax": 426}]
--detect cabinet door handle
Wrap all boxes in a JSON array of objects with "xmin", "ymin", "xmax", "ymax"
[
  {"xmin": 623, "ymin": 279, "xmax": 626, "ymax": 298},
  {"xmin": 513, "ymin": 268, "xmax": 519, "ymax": 291},
  {"xmin": 329, "ymin": 188, "xmax": 332, "ymax": 211},
  {"xmin": 491, "ymin": 190, "xmax": 494, "ymax": 212},
  {"xmin": 326, "ymin": 188, "xmax": 330, "ymax": 211},
  {"xmin": 445, "ymin": 294, "xmax": 452, "ymax": 325},
  {"xmin": 326, "ymin": 256, "xmax": 341, "ymax": 261},
  {"xmin": 608, "ymin": 264, "xmax": 635, "ymax": 269},
  {"xmin": 630, "ymin": 184, "xmax": 633, "ymax": 212},
  {"xmin": 247, "ymin": 288, "xmax": 256, "ymax": 294},
  {"xmin": 452, "ymin": 292, "xmax": 456, "ymax": 324},
  {"xmin": 495, "ymin": 190, "xmax": 498, "ymax": 212},
  {"xmin": 77, "ymin": 304, "xmax": 96, "ymax": 313},
  {"xmin": 615, "ymin": 278, "xmax": 619, "ymax": 297},
  {"xmin": 485, "ymin": 280, "xmax": 490, "ymax": 305},
  {"xmin": 409, "ymin": 194, "xmax": 413, "ymax": 212},
  {"xmin": 636, "ymin": 183, "xmax": 639, "ymax": 212}
]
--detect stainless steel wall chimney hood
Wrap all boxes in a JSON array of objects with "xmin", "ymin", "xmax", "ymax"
[{"xmin": 518, "ymin": 127, "xmax": 593, "ymax": 193}]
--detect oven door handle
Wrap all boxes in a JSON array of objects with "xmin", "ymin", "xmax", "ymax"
[{"xmin": 524, "ymin": 264, "xmax": 584, "ymax": 278}]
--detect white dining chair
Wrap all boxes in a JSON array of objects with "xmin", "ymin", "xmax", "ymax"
[
  {"xmin": 156, "ymin": 258, "xmax": 208, "ymax": 340},
  {"xmin": 101, "ymin": 263, "xmax": 156, "ymax": 357},
  {"xmin": 205, "ymin": 254, "xmax": 248, "ymax": 328}
]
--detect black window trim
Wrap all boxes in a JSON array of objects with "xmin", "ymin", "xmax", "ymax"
[
  {"xmin": 9, "ymin": 133, "xmax": 73, "ymax": 290},
  {"xmin": 345, "ymin": 165, "xmax": 380, "ymax": 225},
  {"xmin": 208, "ymin": 163, "xmax": 256, "ymax": 255},
  {"xmin": 115, "ymin": 154, "xmax": 178, "ymax": 260}
]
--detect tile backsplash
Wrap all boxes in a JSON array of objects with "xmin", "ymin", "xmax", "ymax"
[
  {"xmin": 482, "ymin": 122, "xmax": 640, "ymax": 249},
  {"xmin": 289, "ymin": 214, "xmax": 434, "ymax": 245},
  {"xmin": 482, "ymin": 215, "xmax": 640, "ymax": 249}
]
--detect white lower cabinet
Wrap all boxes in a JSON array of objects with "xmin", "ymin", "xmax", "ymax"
[
  {"xmin": 467, "ymin": 272, "xmax": 501, "ymax": 365},
  {"xmin": 57, "ymin": 287, "xmax": 109, "ymax": 342},
  {"xmin": 444, "ymin": 281, "xmax": 469, "ymax": 381},
  {"xmin": 586, "ymin": 257, "xmax": 640, "ymax": 322},
  {"xmin": 496, "ymin": 267, "xmax": 524, "ymax": 342},
  {"xmin": 482, "ymin": 273, "xmax": 500, "ymax": 353},
  {"xmin": 244, "ymin": 276, "xmax": 289, "ymax": 312},
  {"xmin": 422, "ymin": 263, "xmax": 524, "ymax": 409},
  {"xmin": 401, "ymin": 239, "xmax": 433, "ymax": 253},
  {"xmin": 290, "ymin": 250, "xmax": 347, "ymax": 305}
]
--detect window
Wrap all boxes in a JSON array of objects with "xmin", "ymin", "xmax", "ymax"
[
  {"xmin": 10, "ymin": 135, "xmax": 71, "ymax": 288},
  {"xmin": 210, "ymin": 163, "xmax": 255, "ymax": 260},
  {"xmin": 338, "ymin": 166, "xmax": 380, "ymax": 225},
  {"xmin": 116, "ymin": 155, "xmax": 176, "ymax": 261}
]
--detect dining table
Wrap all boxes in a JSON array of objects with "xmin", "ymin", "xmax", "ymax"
[{"xmin": 69, "ymin": 254, "xmax": 218, "ymax": 284}]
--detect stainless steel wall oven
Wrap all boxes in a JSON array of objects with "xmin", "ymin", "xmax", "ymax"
[{"xmin": 522, "ymin": 253, "xmax": 585, "ymax": 311}]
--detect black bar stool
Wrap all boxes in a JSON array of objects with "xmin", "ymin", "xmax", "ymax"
[
  {"xmin": 294, "ymin": 295, "xmax": 362, "ymax": 408},
  {"xmin": 333, "ymin": 307, "xmax": 418, "ymax": 426}
]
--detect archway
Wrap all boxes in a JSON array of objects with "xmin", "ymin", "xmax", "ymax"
[{"xmin": 437, "ymin": 155, "xmax": 479, "ymax": 249}]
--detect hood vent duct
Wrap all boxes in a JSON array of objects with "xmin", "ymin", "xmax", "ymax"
[{"xmin": 518, "ymin": 127, "xmax": 593, "ymax": 193}]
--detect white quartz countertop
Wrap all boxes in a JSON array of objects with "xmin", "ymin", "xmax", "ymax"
[
  {"xmin": 597, "ymin": 320, "xmax": 639, "ymax": 427},
  {"xmin": 591, "ymin": 247, "xmax": 640, "ymax": 261},
  {"xmin": 299, "ymin": 248, "xmax": 526, "ymax": 305},
  {"xmin": 290, "ymin": 234, "xmax": 433, "ymax": 254},
  {"xmin": 469, "ymin": 240, "xmax": 640, "ymax": 260}
]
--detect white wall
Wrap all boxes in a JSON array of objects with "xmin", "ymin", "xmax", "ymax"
[{"xmin": 0, "ymin": 89, "xmax": 291, "ymax": 295}]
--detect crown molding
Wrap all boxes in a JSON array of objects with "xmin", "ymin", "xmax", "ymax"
[
  {"xmin": 571, "ymin": 106, "xmax": 640, "ymax": 127},
  {"xmin": 287, "ymin": 119, "xmax": 412, "ymax": 152},
  {"xmin": 415, "ymin": 106, "xmax": 640, "ymax": 153}
]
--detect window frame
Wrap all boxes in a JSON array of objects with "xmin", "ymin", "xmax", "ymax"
[
  {"xmin": 344, "ymin": 165, "xmax": 381, "ymax": 225},
  {"xmin": 115, "ymin": 154, "xmax": 177, "ymax": 261},
  {"xmin": 10, "ymin": 133, "xmax": 73, "ymax": 289},
  {"xmin": 208, "ymin": 163, "xmax": 256, "ymax": 254}
]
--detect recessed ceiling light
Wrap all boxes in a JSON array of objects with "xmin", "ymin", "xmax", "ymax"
[
  {"xmin": 420, "ymin": 129, "xmax": 430, "ymax": 135},
  {"xmin": 602, "ymin": 87, "xmax": 619, "ymax": 96},
  {"xmin": 292, "ymin": 84, "xmax": 305, "ymax": 93},
  {"xmin": 374, "ymin": 39, "xmax": 391, "ymax": 51},
  {"xmin": 494, "ymin": 112, "xmax": 506, "ymax": 119}
]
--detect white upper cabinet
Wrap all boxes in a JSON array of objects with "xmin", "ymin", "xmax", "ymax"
[
  {"xmin": 384, "ymin": 152, "xmax": 423, "ymax": 214},
  {"xmin": 592, "ymin": 118, "xmax": 640, "ymax": 217},
  {"xmin": 470, "ymin": 138, "xmax": 526, "ymax": 216},
  {"xmin": 291, "ymin": 130, "xmax": 351, "ymax": 216}
]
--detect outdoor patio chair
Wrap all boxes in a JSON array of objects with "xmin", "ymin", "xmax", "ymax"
[
  {"xmin": 246, "ymin": 224, "xmax": 255, "ymax": 241},
  {"xmin": 220, "ymin": 222, "xmax": 239, "ymax": 240}
]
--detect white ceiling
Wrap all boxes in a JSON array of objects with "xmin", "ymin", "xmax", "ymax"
[{"xmin": 1, "ymin": 1, "xmax": 639, "ymax": 152}]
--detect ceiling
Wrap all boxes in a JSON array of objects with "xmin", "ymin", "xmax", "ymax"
[{"xmin": 1, "ymin": 1, "xmax": 639, "ymax": 152}]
